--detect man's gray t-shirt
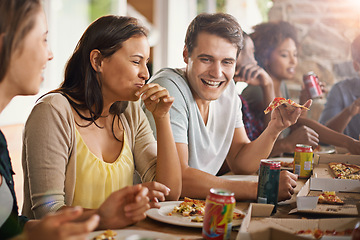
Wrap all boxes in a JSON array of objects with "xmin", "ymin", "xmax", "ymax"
[{"xmin": 144, "ymin": 68, "xmax": 243, "ymax": 175}]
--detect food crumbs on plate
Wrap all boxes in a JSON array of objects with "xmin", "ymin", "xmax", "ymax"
[{"xmin": 191, "ymin": 216, "xmax": 204, "ymax": 222}]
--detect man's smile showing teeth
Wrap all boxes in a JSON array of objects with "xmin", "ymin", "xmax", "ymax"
[{"xmin": 201, "ymin": 79, "xmax": 223, "ymax": 88}]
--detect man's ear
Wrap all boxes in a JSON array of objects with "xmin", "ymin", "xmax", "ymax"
[
  {"xmin": 89, "ymin": 49, "xmax": 102, "ymax": 72},
  {"xmin": 183, "ymin": 46, "xmax": 189, "ymax": 64},
  {"xmin": 353, "ymin": 60, "xmax": 360, "ymax": 72}
]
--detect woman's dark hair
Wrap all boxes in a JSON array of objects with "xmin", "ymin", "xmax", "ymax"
[
  {"xmin": 185, "ymin": 13, "xmax": 243, "ymax": 58},
  {"xmin": 50, "ymin": 15, "xmax": 147, "ymax": 136},
  {"xmin": 250, "ymin": 21, "xmax": 298, "ymax": 69},
  {"xmin": 0, "ymin": 0, "xmax": 42, "ymax": 82}
]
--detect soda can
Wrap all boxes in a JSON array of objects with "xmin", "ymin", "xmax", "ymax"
[
  {"xmin": 303, "ymin": 71, "xmax": 322, "ymax": 99},
  {"xmin": 202, "ymin": 188, "xmax": 235, "ymax": 240},
  {"xmin": 257, "ymin": 160, "xmax": 281, "ymax": 214},
  {"xmin": 293, "ymin": 144, "xmax": 313, "ymax": 178}
]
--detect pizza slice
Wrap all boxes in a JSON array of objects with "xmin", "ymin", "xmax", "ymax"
[
  {"xmin": 296, "ymin": 228, "xmax": 353, "ymax": 239},
  {"xmin": 264, "ymin": 97, "xmax": 309, "ymax": 114},
  {"xmin": 338, "ymin": 173, "xmax": 360, "ymax": 180},
  {"xmin": 328, "ymin": 162, "xmax": 360, "ymax": 178},
  {"xmin": 318, "ymin": 191, "xmax": 344, "ymax": 205}
]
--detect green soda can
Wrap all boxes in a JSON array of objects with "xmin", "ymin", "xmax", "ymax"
[{"xmin": 257, "ymin": 160, "xmax": 281, "ymax": 214}]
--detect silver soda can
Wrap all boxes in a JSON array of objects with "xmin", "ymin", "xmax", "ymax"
[{"xmin": 303, "ymin": 71, "xmax": 322, "ymax": 99}]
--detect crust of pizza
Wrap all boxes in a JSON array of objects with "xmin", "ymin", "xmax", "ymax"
[
  {"xmin": 264, "ymin": 97, "xmax": 309, "ymax": 114},
  {"xmin": 318, "ymin": 191, "xmax": 344, "ymax": 205}
]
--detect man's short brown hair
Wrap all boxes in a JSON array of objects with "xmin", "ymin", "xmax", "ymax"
[{"xmin": 185, "ymin": 13, "xmax": 243, "ymax": 58}]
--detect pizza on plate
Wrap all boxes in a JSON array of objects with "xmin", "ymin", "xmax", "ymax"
[
  {"xmin": 328, "ymin": 162, "xmax": 360, "ymax": 179},
  {"xmin": 169, "ymin": 197, "xmax": 205, "ymax": 217},
  {"xmin": 169, "ymin": 197, "xmax": 245, "ymax": 222},
  {"xmin": 92, "ymin": 230, "xmax": 117, "ymax": 240},
  {"xmin": 280, "ymin": 161, "xmax": 294, "ymax": 168},
  {"xmin": 318, "ymin": 191, "xmax": 344, "ymax": 205},
  {"xmin": 264, "ymin": 97, "xmax": 309, "ymax": 114}
]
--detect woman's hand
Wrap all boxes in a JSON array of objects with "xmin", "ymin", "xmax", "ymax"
[
  {"xmin": 234, "ymin": 63, "xmax": 273, "ymax": 87},
  {"xmin": 97, "ymin": 185, "xmax": 150, "ymax": 229},
  {"xmin": 141, "ymin": 181, "xmax": 171, "ymax": 208},
  {"xmin": 136, "ymin": 83, "xmax": 174, "ymax": 119},
  {"xmin": 348, "ymin": 97, "xmax": 360, "ymax": 117},
  {"xmin": 300, "ymin": 81, "xmax": 327, "ymax": 104},
  {"xmin": 23, "ymin": 207, "xmax": 99, "ymax": 240}
]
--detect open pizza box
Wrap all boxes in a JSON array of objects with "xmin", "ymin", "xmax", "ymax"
[
  {"xmin": 237, "ymin": 203, "xmax": 360, "ymax": 240},
  {"xmin": 290, "ymin": 153, "xmax": 360, "ymax": 216},
  {"xmin": 290, "ymin": 177, "xmax": 360, "ymax": 216},
  {"xmin": 313, "ymin": 153, "xmax": 360, "ymax": 179}
]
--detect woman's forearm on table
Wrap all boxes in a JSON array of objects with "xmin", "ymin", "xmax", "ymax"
[{"xmin": 154, "ymin": 114, "xmax": 182, "ymax": 200}]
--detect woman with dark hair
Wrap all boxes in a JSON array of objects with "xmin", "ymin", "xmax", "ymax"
[
  {"xmin": 22, "ymin": 15, "xmax": 181, "ymax": 229},
  {"xmin": 241, "ymin": 21, "xmax": 360, "ymax": 156},
  {"xmin": 0, "ymin": 0, "xmax": 100, "ymax": 239}
]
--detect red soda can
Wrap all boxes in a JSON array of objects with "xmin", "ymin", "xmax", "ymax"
[
  {"xmin": 303, "ymin": 71, "xmax": 322, "ymax": 98},
  {"xmin": 202, "ymin": 188, "xmax": 235, "ymax": 240}
]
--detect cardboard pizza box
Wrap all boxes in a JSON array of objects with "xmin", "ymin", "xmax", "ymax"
[
  {"xmin": 313, "ymin": 153, "xmax": 360, "ymax": 179},
  {"xmin": 237, "ymin": 203, "xmax": 359, "ymax": 240},
  {"xmin": 316, "ymin": 153, "xmax": 360, "ymax": 165},
  {"xmin": 290, "ymin": 178, "xmax": 360, "ymax": 216}
]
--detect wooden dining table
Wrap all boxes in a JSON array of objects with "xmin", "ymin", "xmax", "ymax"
[{"xmin": 99, "ymin": 178, "xmax": 308, "ymax": 240}]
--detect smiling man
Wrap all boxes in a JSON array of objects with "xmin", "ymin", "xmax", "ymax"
[{"xmin": 144, "ymin": 13, "xmax": 308, "ymax": 201}]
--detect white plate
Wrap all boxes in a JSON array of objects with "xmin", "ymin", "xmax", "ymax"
[
  {"xmin": 219, "ymin": 175, "xmax": 258, "ymax": 182},
  {"xmin": 284, "ymin": 145, "xmax": 336, "ymax": 156},
  {"xmin": 146, "ymin": 201, "xmax": 244, "ymax": 228},
  {"xmin": 315, "ymin": 145, "xmax": 336, "ymax": 154},
  {"xmin": 88, "ymin": 229, "xmax": 178, "ymax": 240},
  {"xmin": 269, "ymin": 157, "xmax": 293, "ymax": 163}
]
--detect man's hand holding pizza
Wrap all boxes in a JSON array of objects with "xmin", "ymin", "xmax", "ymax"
[{"xmin": 267, "ymin": 99, "xmax": 312, "ymax": 134}]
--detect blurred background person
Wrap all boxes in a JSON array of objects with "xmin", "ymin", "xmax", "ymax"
[
  {"xmin": 319, "ymin": 34, "xmax": 360, "ymax": 140},
  {"xmin": 234, "ymin": 32, "xmax": 274, "ymax": 141},
  {"xmin": 0, "ymin": 0, "xmax": 99, "ymax": 239},
  {"xmin": 239, "ymin": 25, "xmax": 360, "ymax": 155}
]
